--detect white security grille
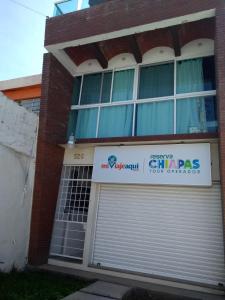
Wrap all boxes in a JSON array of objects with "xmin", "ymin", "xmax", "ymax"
[{"xmin": 50, "ymin": 165, "xmax": 92, "ymax": 260}]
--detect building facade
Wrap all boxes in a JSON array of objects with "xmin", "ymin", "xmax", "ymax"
[
  {"xmin": 29, "ymin": 0, "xmax": 225, "ymax": 294},
  {"xmin": 0, "ymin": 75, "xmax": 41, "ymax": 114}
]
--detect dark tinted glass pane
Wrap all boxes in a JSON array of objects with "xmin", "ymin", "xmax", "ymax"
[
  {"xmin": 80, "ymin": 73, "xmax": 101, "ymax": 104},
  {"xmin": 204, "ymin": 96, "xmax": 217, "ymax": 132},
  {"xmin": 71, "ymin": 166, "xmax": 93, "ymax": 180},
  {"xmin": 177, "ymin": 56, "xmax": 215, "ymax": 93},
  {"xmin": 72, "ymin": 76, "xmax": 81, "ymax": 105},
  {"xmin": 139, "ymin": 63, "xmax": 174, "ymax": 99},
  {"xmin": 202, "ymin": 56, "xmax": 215, "ymax": 90},
  {"xmin": 86, "ymin": 167, "xmax": 93, "ymax": 179},
  {"xmin": 101, "ymin": 72, "xmax": 112, "ymax": 103}
]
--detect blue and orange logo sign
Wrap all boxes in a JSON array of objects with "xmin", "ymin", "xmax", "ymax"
[{"xmin": 101, "ymin": 155, "xmax": 139, "ymax": 171}]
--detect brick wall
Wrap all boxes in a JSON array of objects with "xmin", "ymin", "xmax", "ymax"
[
  {"xmin": 28, "ymin": 54, "xmax": 74, "ymax": 265},
  {"xmin": 45, "ymin": 0, "xmax": 223, "ymax": 46},
  {"xmin": 29, "ymin": 1, "xmax": 225, "ymax": 265},
  {"xmin": 215, "ymin": 4, "xmax": 225, "ymax": 249}
]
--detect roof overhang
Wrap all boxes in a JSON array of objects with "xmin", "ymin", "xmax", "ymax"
[
  {"xmin": 44, "ymin": 0, "xmax": 222, "ymax": 76},
  {"xmin": 0, "ymin": 74, "xmax": 42, "ymax": 91}
]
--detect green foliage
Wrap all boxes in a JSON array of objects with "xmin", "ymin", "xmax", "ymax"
[{"xmin": 0, "ymin": 270, "xmax": 87, "ymax": 300}]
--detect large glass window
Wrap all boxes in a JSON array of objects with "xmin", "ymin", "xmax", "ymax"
[
  {"xmin": 136, "ymin": 101, "xmax": 174, "ymax": 136},
  {"xmin": 98, "ymin": 105, "xmax": 133, "ymax": 138},
  {"xmin": 69, "ymin": 56, "xmax": 217, "ymax": 139},
  {"xmin": 78, "ymin": 69, "xmax": 134, "ymax": 105},
  {"xmin": 139, "ymin": 63, "xmax": 174, "ymax": 99}
]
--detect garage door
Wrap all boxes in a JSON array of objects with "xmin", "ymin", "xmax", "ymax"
[{"xmin": 92, "ymin": 184, "xmax": 225, "ymax": 286}]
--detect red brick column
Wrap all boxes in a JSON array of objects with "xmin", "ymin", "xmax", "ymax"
[
  {"xmin": 215, "ymin": 5, "xmax": 225, "ymax": 251},
  {"xmin": 28, "ymin": 54, "xmax": 74, "ymax": 265}
]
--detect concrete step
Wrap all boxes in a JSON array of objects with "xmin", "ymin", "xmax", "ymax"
[
  {"xmin": 62, "ymin": 291, "xmax": 113, "ymax": 300},
  {"xmin": 80, "ymin": 281, "xmax": 130, "ymax": 299}
]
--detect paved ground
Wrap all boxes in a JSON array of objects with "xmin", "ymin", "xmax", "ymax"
[
  {"xmin": 38, "ymin": 265, "xmax": 224, "ymax": 300},
  {"xmin": 61, "ymin": 281, "xmax": 224, "ymax": 300},
  {"xmin": 62, "ymin": 281, "xmax": 130, "ymax": 299}
]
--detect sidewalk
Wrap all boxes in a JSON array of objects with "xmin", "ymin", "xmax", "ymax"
[
  {"xmin": 61, "ymin": 281, "xmax": 224, "ymax": 300},
  {"xmin": 62, "ymin": 281, "xmax": 130, "ymax": 300},
  {"xmin": 38, "ymin": 264, "xmax": 224, "ymax": 300}
]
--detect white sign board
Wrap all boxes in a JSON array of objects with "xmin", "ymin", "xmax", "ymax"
[{"xmin": 92, "ymin": 144, "xmax": 212, "ymax": 186}]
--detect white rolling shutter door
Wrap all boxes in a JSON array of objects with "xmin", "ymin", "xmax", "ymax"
[{"xmin": 92, "ymin": 184, "xmax": 225, "ymax": 286}]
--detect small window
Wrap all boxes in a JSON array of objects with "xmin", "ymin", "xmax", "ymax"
[
  {"xmin": 176, "ymin": 56, "xmax": 215, "ymax": 94},
  {"xmin": 112, "ymin": 69, "xmax": 134, "ymax": 102},
  {"xmin": 98, "ymin": 105, "xmax": 133, "ymax": 138},
  {"xmin": 136, "ymin": 101, "xmax": 174, "ymax": 136},
  {"xmin": 139, "ymin": 63, "xmax": 174, "ymax": 99},
  {"xmin": 19, "ymin": 98, "xmax": 40, "ymax": 114}
]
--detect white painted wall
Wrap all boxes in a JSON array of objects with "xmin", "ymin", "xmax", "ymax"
[{"xmin": 0, "ymin": 92, "xmax": 38, "ymax": 272}]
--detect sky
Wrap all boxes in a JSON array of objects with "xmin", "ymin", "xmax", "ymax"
[{"xmin": 0, "ymin": 0, "xmax": 56, "ymax": 81}]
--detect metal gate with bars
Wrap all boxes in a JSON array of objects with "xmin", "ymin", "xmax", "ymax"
[{"xmin": 50, "ymin": 165, "xmax": 92, "ymax": 260}]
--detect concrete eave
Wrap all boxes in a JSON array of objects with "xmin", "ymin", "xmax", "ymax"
[{"xmin": 0, "ymin": 74, "xmax": 42, "ymax": 91}]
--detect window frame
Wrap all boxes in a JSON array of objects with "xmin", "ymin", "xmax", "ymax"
[
  {"xmin": 78, "ymin": 67, "xmax": 135, "ymax": 106},
  {"xmin": 71, "ymin": 54, "xmax": 217, "ymax": 138}
]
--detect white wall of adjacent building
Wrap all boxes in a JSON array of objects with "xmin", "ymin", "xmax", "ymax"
[{"xmin": 0, "ymin": 92, "xmax": 38, "ymax": 272}]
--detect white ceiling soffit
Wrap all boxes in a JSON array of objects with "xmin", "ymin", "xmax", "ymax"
[
  {"xmin": 180, "ymin": 38, "xmax": 214, "ymax": 59},
  {"xmin": 46, "ymin": 9, "xmax": 215, "ymax": 52},
  {"xmin": 51, "ymin": 49, "xmax": 78, "ymax": 76}
]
